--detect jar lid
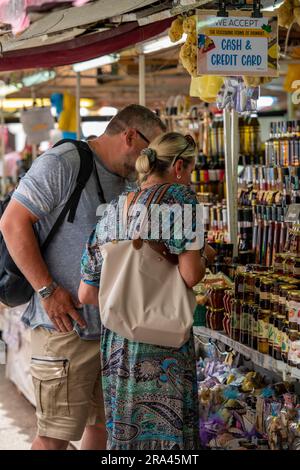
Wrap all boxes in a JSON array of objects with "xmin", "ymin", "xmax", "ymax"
[
  {"xmin": 289, "ymin": 290, "xmax": 300, "ymax": 296},
  {"xmin": 260, "ymin": 279, "xmax": 273, "ymax": 285},
  {"xmin": 280, "ymin": 285, "xmax": 294, "ymax": 291}
]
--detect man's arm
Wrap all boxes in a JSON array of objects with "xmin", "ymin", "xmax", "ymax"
[{"xmin": 0, "ymin": 199, "xmax": 86, "ymax": 332}]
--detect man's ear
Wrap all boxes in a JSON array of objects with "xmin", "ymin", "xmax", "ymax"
[{"xmin": 125, "ymin": 128, "xmax": 135, "ymax": 147}]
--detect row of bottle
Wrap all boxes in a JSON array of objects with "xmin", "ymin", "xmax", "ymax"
[
  {"xmin": 191, "ymin": 153, "xmax": 225, "ymax": 201},
  {"xmin": 252, "ymin": 205, "xmax": 289, "ymax": 266},
  {"xmin": 232, "ymin": 266, "xmax": 300, "ymax": 368},
  {"xmin": 207, "ymin": 114, "xmax": 261, "ymax": 160},
  {"xmin": 202, "ymin": 203, "xmax": 228, "ymax": 232},
  {"xmin": 238, "ymin": 166, "xmax": 300, "ymax": 204},
  {"xmin": 265, "ymin": 121, "xmax": 300, "ymax": 167}
]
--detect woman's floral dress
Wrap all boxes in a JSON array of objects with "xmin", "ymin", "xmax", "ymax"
[{"xmin": 81, "ymin": 183, "xmax": 202, "ymax": 450}]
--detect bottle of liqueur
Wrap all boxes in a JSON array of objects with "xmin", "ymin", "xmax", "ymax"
[
  {"xmin": 272, "ymin": 122, "xmax": 279, "ymax": 166},
  {"xmin": 210, "ymin": 117, "xmax": 218, "ymax": 159},
  {"xmin": 292, "ymin": 120, "xmax": 300, "ymax": 166},
  {"xmin": 265, "ymin": 122, "xmax": 274, "ymax": 166},
  {"xmin": 216, "ymin": 116, "xmax": 224, "ymax": 161},
  {"xmin": 280, "ymin": 121, "xmax": 290, "ymax": 167},
  {"xmin": 248, "ymin": 113, "xmax": 261, "ymax": 165}
]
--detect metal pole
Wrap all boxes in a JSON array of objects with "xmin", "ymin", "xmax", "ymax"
[
  {"xmin": 76, "ymin": 72, "xmax": 81, "ymax": 139},
  {"xmin": 224, "ymin": 108, "xmax": 238, "ymax": 256},
  {"xmin": 139, "ymin": 53, "xmax": 146, "ymax": 106},
  {"xmin": 230, "ymin": 109, "xmax": 239, "ymax": 258},
  {"xmin": 287, "ymin": 91, "xmax": 295, "ymax": 121}
]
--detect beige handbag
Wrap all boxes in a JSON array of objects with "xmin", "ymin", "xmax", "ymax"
[{"xmin": 98, "ymin": 184, "xmax": 196, "ymax": 348}]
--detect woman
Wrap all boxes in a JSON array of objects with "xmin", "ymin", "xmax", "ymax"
[{"xmin": 79, "ymin": 132, "xmax": 215, "ymax": 450}]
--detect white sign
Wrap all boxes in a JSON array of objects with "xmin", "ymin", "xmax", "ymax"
[{"xmin": 197, "ymin": 11, "xmax": 278, "ymax": 77}]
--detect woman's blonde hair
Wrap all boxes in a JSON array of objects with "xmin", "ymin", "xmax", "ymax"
[{"xmin": 135, "ymin": 132, "xmax": 196, "ymax": 182}]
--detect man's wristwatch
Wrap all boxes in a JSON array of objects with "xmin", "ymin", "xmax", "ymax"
[{"xmin": 37, "ymin": 281, "xmax": 58, "ymax": 300}]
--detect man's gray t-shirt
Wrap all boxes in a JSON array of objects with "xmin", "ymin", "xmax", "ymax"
[{"xmin": 12, "ymin": 142, "xmax": 126, "ymax": 340}]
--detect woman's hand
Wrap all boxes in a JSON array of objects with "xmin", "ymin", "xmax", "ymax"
[{"xmin": 202, "ymin": 243, "xmax": 216, "ymax": 265}]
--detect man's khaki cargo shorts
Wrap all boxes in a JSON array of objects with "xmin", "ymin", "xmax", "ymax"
[{"xmin": 30, "ymin": 327, "xmax": 105, "ymax": 442}]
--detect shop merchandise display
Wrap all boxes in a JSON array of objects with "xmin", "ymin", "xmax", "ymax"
[
  {"xmin": 191, "ymin": 113, "xmax": 262, "ymax": 259},
  {"xmin": 238, "ymin": 120, "xmax": 300, "ymax": 266},
  {"xmin": 199, "ymin": 242, "xmax": 300, "ymax": 372},
  {"xmin": 196, "ymin": 357, "xmax": 300, "ymax": 450},
  {"xmin": 217, "ymin": 78, "xmax": 259, "ymax": 114}
]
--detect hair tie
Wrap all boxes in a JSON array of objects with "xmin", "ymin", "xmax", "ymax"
[{"xmin": 141, "ymin": 147, "xmax": 157, "ymax": 164}]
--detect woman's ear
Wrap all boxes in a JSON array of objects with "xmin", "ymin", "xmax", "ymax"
[{"xmin": 174, "ymin": 158, "xmax": 184, "ymax": 175}]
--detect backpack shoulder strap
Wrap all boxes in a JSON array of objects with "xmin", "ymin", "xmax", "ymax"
[{"xmin": 41, "ymin": 139, "xmax": 94, "ymax": 252}]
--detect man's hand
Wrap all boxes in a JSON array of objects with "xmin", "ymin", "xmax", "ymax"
[{"xmin": 42, "ymin": 286, "xmax": 87, "ymax": 333}]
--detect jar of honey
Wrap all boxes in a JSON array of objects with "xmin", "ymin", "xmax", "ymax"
[
  {"xmin": 268, "ymin": 312, "xmax": 275, "ymax": 356},
  {"xmin": 285, "ymin": 254, "xmax": 296, "ymax": 277},
  {"xmin": 293, "ymin": 258, "xmax": 300, "ymax": 279},
  {"xmin": 210, "ymin": 308, "xmax": 225, "ymax": 331},
  {"xmin": 279, "ymin": 285, "xmax": 297, "ymax": 317},
  {"xmin": 240, "ymin": 303, "xmax": 250, "ymax": 345},
  {"xmin": 274, "ymin": 253, "xmax": 285, "ymax": 274},
  {"xmin": 254, "ymin": 275, "xmax": 261, "ymax": 305},
  {"xmin": 258, "ymin": 309, "xmax": 270, "ymax": 354},
  {"xmin": 281, "ymin": 320, "xmax": 289, "ymax": 363},
  {"xmin": 288, "ymin": 328, "xmax": 300, "ymax": 369},
  {"xmin": 273, "ymin": 314, "xmax": 285, "ymax": 361},
  {"xmin": 250, "ymin": 304, "xmax": 258, "ymax": 350},
  {"xmin": 287, "ymin": 291, "xmax": 300, "ymax": 331},
  {"xmin": 244, "ymin": 273, "xmax": 256, "ymax": 303},
  {"xmin": 259, "ymin": 279, "xmax": 272, "ymax": 313},
  {"xmin": 235, "ymin": 272, "xmax": 245, "ymax": 300},
  {"xmin": 231, "ymin": 300, "xmax": 242, "ymax": 341}
]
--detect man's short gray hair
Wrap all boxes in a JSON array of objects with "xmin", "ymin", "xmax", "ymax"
[{"xmin": 105, "ymin": 104, "xmax": 166, "ymax": 140}]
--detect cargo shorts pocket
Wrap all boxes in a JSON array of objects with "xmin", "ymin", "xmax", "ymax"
[{"xmin": 30, "ymin": 356, "xmax": 70, "ymax": 417}]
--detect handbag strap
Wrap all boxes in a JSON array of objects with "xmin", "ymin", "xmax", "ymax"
[
  {"xmin": 126, "ymin": 183, "xmax": 179, "ymax": 265},
  {"xmin": 126, "ymin": 183, "xmax": 172, "ymax": 217}
]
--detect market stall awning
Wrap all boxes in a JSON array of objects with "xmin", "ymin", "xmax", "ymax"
[{"xmin": 0, "ymin": 17, "xmax": 173, "ymax": 71}]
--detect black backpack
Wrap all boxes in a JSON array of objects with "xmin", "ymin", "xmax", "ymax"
[{"xmin": 0, "ymin": 139, "xmax": 103, "ymax": 307}]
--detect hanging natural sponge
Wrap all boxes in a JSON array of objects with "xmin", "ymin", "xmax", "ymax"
[
  {"xmin": 183, "ymin": 15, "xmax": 196, "ymax": 34},
  {"xmin": 179, "ymin": 19, "xmax": 198, "ymax": 77},
  {"xmin": 179, "ymin": 45, "xmax": 198, "ymax": 76},
  {"xmin": 294, "ymin": 6, "xmax": 300, "ymax": 25},
  {"xmin": 277, "ymin": 0, "xmax": 295, "ymax": 28},
  {"xmin": 168, "ymin": 17, "xmax": 184, "ymax": 43}
]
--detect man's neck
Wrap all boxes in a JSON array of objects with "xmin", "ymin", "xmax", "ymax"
[{"xmin": 88, "ymin": 135, "xmax": 119, "ymax": 175}]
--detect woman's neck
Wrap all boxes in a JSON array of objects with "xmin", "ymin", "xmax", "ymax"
[{"xmin": 141, "ymin": 176, "xmax": 174, "ymax": 189}]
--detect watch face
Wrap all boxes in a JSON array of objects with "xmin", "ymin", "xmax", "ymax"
[
  {"xmin": 39, "ymin": 287, "xmax": 49, "ymax": 298},
  {"xmin": 38, "ymin": 284, "xmax": 55, "ymax": 298}
]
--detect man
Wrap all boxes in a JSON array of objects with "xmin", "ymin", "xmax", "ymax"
[{"xmin": 0, "ymin": 105, "xmax": 166, "ymax": 450}]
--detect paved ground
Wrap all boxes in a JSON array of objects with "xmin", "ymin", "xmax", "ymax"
[{"xmin": 0, "ymin": 364, "xmax": 37, "ymax": 450}]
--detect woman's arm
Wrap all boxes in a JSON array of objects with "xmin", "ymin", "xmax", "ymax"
[
  {"xmin": 178, "ymin": 250, "xmax": 206, "ymax": 288},
  {"xmin": 178, "ymin": 243, "xmax": 216, "ymax": 288},
  {"xmin": 78, "ymin": 281, "xmax": 99, "ymax": 306}
]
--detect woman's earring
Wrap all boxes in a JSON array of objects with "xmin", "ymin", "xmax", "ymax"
[{"xmin": 177, "ymin": 175, "xmax": 182, "ymax": 180}]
